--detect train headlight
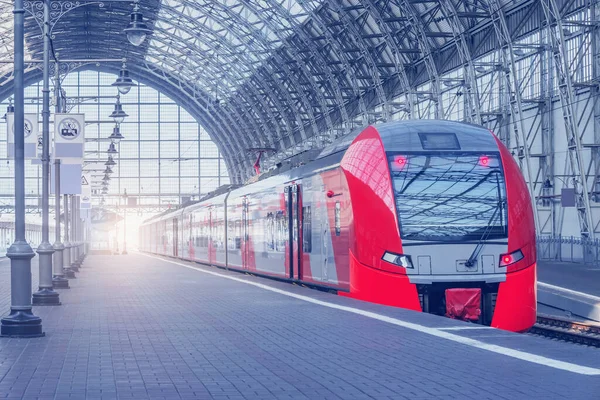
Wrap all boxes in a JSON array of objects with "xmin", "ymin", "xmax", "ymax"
[
  {"xmin": 499, "ymin": 249, "xmax": 524, "ymax": 267},
  {"xmin": 382, "ymin": 251, "xmax": 414, "ymax": 268}
]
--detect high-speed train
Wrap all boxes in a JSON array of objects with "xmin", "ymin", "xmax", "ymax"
[{"xmin": 140, "ymin": 120, "xmax": 537, "ymax": 332}]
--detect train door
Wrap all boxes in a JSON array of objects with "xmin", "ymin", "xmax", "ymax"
[
  {"xmin": 285, "ymin": 184, "xmax": 302, "ymax": 280},
  {"xmin": 241, "ymin": 196, "xmax": 249, "ymax": 269},
  {"xmin": 173, "ymin": 218, "xmax": 178, "ymax": 257},
  {"xmin": 320, "ymin": 217, "xmax": 328, "ymax": 282}
]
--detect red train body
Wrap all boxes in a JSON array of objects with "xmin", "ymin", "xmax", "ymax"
[{"xmin": 140, "ymin": 120, "xmax": 537, "ymax": 332}]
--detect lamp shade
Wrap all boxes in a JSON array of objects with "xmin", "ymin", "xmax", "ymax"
[
  {"xmin": 109, "ymin": 97, "xmax": 128, "ymax": 123},
  {"xmin": 107, "ymin": 141, "xmax": 118, "ymax": 154},
  {"xmin": 112, "ymin": 66, "xmax": 136, "ymax": 95},
  {"xmin": 109, "ymin": 125, "xmax": 124, "ymax": 143},
  {"xmin": 124, "ymin": 5, "xmax": 152, "ymax": 46},
  {"xmin": 2, "ymin": 102, "xmax": 14, "ymax": 120},
  {"xmin": 105, "ymin": 156, "xmax": 116, "ymax": 166}
]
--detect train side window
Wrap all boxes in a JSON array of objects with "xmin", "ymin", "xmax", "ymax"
[
  {"xmin": 265, "ymin": 212, "xmax": 275, "ymax": 251},
  {"xmin": 302, "ymin": 206, "xmax": 311, "ymax": 253},
  {"xmin": 275, "ymin": 211, "xmax": 286, "ymax": 252},
  {"xmin": 335, "ymin": 202, "xmax": 341, "ymax": 236},
  {"xmin": 227, "ymin": 220, "xmax": 234, "ymax": 249},
  {"xmin": 235, "ymin": 219, "xmax": 242, "ymax": 249}
]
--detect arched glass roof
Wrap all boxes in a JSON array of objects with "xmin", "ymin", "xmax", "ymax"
[
  {"xmin": 0, "ymin": 0, "xmax": 587, "ymax": 183},
  {"xmin": 0, "ymin": 71, "xmax": 229, "ymax": 213}
]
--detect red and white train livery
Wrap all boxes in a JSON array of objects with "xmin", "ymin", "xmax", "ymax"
[{"xmin": 140, "ymin": 120, "xmax": 537, "ymax": 332}]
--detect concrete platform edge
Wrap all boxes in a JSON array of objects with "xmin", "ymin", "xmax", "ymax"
[{"xmin": 538, "ymin": 288, "xmax": 600, "ymax": 322}]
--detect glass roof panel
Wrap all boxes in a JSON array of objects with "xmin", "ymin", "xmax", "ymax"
[
  {"xmin": 146, "ymin": 0, "xmax": 313, "ymax": 98},
  {"xmin": 0, "ymin": 4, "xmax": 32, "ymax": 78}
]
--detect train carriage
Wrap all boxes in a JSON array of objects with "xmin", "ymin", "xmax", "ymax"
[{"xmin": 140, "ymin": 120, "xmax": 537, "ymax": 332}]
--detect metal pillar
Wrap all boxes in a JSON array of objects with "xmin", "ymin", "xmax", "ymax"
[
  {"xmin": 591, "ymin": 0, "xmax": 600, "ymax": 236},
  {"xmin": 80, "ymin": 205, "xmax": 86, "ymax": 262},
  {"xmin": 32, "ymin": 0, "xmax": 60, "ymax": 306},
  {"xmin": 485, "ymin": 0, "xmax": 541, "ymax": 235},
  {"xmin": 538, "ymin": 26, "xmax": 556, "ymax": 237},
  {"xmin": 122, "ymin": 191, "xmax": 127, "ymax": 255},
  {"xmin": 0, "ymin": 0, "xmax": 44, "ymax": 337},
  {"xmin": 52, "ymin": 60, "xmax": 68, "ymax": 288},
  {"xmin": 78, "ymin": 198, "xmax": 83, "ymax": 262},
  {"xmin": 71, "ymin": 195, "xmax": 79, "ymax": 269},
  {"xmin": 541, "ymin": 0, "xmax": 595, "ymax": 239},
  {"xmin": 86, "ymin": 217, "xmax": 90, "ymax": 257},
  {"xmin": 63, "ymin": 194, "xmax": 75, "ymax": 278},
  {"xmin": 52, "ymin": 159, "xmax": 68, "ymax": 288},
  {"xmin": 76, "ymin": 197, "xmax": 83, "ymax": 264},
  {"xmin": 114, "ymin": 201, "xmax": 120, "ymax": 255}
]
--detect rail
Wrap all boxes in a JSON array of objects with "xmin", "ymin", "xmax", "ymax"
[
  {"xmin": 529, "ymin": 314, "xmax": 600, "ymax": 347},
  {"xmin": 537, "ymin": 235, "xmax": 600, "ymax": 266}
]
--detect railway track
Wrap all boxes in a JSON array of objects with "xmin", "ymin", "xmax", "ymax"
[{"xmin": 529, "ymin": 314, "xmax": 600, "ymax": 347}]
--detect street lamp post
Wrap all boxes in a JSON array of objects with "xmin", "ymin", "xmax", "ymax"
[
  {"xmin": 82, "ymin": 199, "xmax": 86, "ymax": 261},
  {"xmin": 77, "ymin": 196, "xmax": 84, "ymax": 264},
  {"xmin": 75, "ymin": 197, "xmax": 81, "ymax": 265},
  {"xmin": 32, "ymin": 0, "xmax": 60, "ymax": 306},
  {"xmin": 52, "ymin": 159, "xmax": 68, "ymax": 288},
  {"xmin": 52, "ymin": 61, "xmax": 68, "ymax": 289},
  {"xmin": 0, "ymin": 0, "xmax": 44, "ymax": 337},
  {"xmin": 63, "ymin": 194, "xmax": 75, "ymax": 278},
  {"xmin": 70, "ymin": 195, "xmax": 79, "ymax": 271},
  {"xmin": 115, "ymin": 216, "xmax": 120, "ymax": 255},
  {"xmin": 122, "ymin": 189, "xmax": 128, "ymax": 255}
]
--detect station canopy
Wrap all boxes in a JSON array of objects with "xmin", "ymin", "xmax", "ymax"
[{"xmin": 0, "ymin": 0, "xmax": 574, "ymax": 181}]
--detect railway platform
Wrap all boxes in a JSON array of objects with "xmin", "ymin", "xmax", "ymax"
[
  {"xmin": 0, "ymin": 254, "xmax": 599, "ymax": 400},
  {"xmin": 537, "ymin": 261, "xmax": 600, "ymax": 322}
]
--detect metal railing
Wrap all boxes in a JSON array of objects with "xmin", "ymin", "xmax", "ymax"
[{"xmin": 537, "ymin": 236, "xmax": 600, "ymax": 265}]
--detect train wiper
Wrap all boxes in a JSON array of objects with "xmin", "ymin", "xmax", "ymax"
[{"xmin": 464, "ymin": 204, "xmax": 501, "ymax": 269}]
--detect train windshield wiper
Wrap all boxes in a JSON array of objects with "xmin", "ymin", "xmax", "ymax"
[
  {"xmin": 464, "ymin": 169, "xmax": 504, "ymax": 269},
  {"xmin": 464, "ymin": 204, "xmax": 501, "ymax": 268}
]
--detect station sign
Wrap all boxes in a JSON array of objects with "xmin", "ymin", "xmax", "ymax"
[
  {"xmin": 54, "ymin": 113, "xmax": 85, "ymax": 162},
  {"xmin": 5, "ymin": 113, "xmax": 38, "ymax": 159},
  {"xmin": 50, "ymin": 163, "xmax": 83, "ymax": 195},
  {"xmin": 80, "ymin": 173, "xmax": 92, "ymax": 209}
]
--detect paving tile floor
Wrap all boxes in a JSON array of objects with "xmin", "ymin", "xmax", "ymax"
[{"xmin": 0, "ymin": 254, "xmax": 597, "ymax": 399}]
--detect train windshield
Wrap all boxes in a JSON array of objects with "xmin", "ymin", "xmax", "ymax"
[{"xmin": 390, "ymin": 153, "xmax": 508, "ymax": 241}]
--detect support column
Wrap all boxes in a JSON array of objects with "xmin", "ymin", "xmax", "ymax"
[
  {"xmin": 71, "ymin": 195, "xmax": 79, "ymax": 269},
  {"xmin": 79, "ymin": 206, "xmax": 86, "ymax": 262},
  {"xmin": 33, "ymin": 0, "xmax": 59, "ymax": 306},
  {"xmin": 86, "ymin": 217, "xmax": 90, "ymax": 257},
  {"xmin": 63, "ymin": 194, "xmax": 75, "ymax": 278},
  {"xmin": 52, "ymin": 160, "xmax": 68, "ymax": 288},
  {"xmin": 78, "ymin": 198, "xmax": 83, "ymax": 261},
  {"xmin": 52, "ymin": 60, "xmax": 68, "ymax": 288},
  {"xmin": 115, "ymin": 213, "xmax": 120, "ymax": 255},
  {"xmin": 76, "ymin": 197, "xmax": 82, "ymax": 264},
  {"xmin": 122, "ymin": 193, "xmax": 127, "ymax": 255},
  {"xmin": 0, "ymin": 0, "xmax": 44, "ymax": 337},
  {"xmin": 79, "ymin": 198, "xmax": 85, "ymax": 262},
  {"xmin": 541, "ymin": 0, "xmax": 595, "ymax": 239}
]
